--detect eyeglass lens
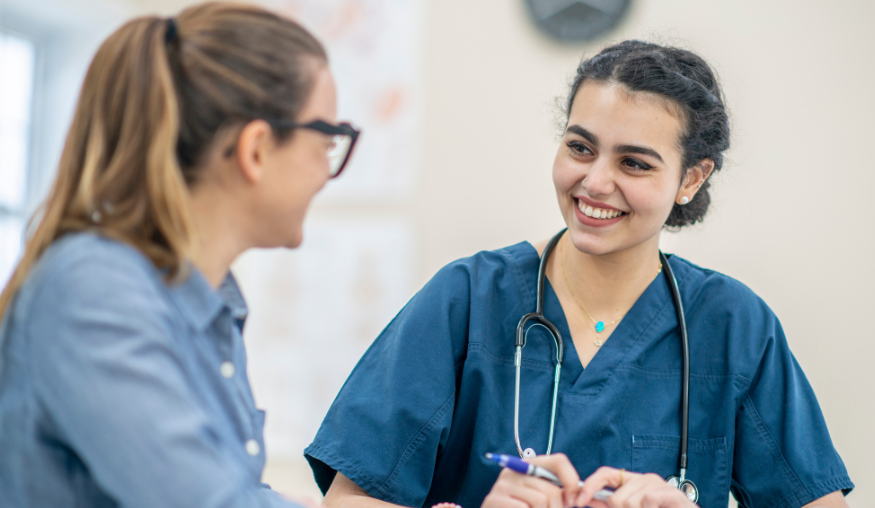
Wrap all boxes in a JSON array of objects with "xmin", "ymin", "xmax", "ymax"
[{"xmin": 327, "ymin": 134, "xmax": 353, "ymax": 176}]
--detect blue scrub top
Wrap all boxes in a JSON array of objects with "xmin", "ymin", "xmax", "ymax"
[{"xmin": 306, "ymin": 241, "xmax": 853, "ymax": 508}]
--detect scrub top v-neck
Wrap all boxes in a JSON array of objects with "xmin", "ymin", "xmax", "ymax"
[{"xmin": 306, "ymin": 241, "xmax": 852, "ymax": 508}]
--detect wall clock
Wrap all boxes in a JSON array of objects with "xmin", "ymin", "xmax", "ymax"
[{"xmin": 524, "ymin": 0, "xmax": 632, "ymax": 43}]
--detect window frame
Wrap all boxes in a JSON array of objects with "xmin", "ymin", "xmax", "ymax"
[{"xmin": 0, "ymin": 28, "xmax": 39, "ymax": 285}]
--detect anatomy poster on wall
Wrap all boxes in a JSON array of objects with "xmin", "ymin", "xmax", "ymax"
[
  {"xmin": 233, "ymin": 219, "xmax": 416, "ymax": 459},
  {"xmin": 265, "ymin": 0, "xmax": 424, "ymax": 202}
]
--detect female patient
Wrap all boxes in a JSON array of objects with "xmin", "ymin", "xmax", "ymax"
[{"xmin": 0, "ymin": 3, "xmax": 358, "ymax": 506}]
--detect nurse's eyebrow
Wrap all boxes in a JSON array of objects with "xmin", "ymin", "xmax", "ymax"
[
  {"xmin": 615, "ymin": 144, "xmax": 664, "ymax": 163},
  {"xmin": 567, "ymin": 124, "xmax": 665, "ymax": 163},
  {"xmin": 565, "ymin": 125, "xmax": 598, "ymax": 146}
]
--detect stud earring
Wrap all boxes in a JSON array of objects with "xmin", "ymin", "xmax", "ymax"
[{"xmin": 680, "ymin": 196, "xmax": 690, "ymax": 205}]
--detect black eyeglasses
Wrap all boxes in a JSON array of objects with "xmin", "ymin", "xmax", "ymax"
[{"xmin": 267, "ymin": 119, "xmax": 361, "ymax": 178}]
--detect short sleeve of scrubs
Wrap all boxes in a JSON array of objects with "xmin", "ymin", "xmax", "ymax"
[
  {"xmin": 305, "ymin": 262, "xmax": 470, "ymax": 507},
  {"xmin": 729, "ymin": 310, "xmax": 852, "ymax": 507}
]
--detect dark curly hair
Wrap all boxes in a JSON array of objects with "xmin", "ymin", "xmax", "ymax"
[{"xmin": 566, "ymin": 40, "xmax": 730, "ymax": 227}]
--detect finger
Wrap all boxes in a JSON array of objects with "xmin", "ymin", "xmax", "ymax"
[
  {"xmin": 641, "ymin": 490, "xmax": 668, "ymax": 508},
  {"xmin": 644, "ymin": 480, "xmax": 694, "ymax": 508},
  {"xmin": 525, "ymin": 453, "xmax": 581, "ymax": 505},
  {"xmin": 517, "ymin": 475, "xmax": 565, "ymax": 508},
  {"xmin": 640, "ymin": 488, "xmax": 687, "ymax": 508},
  {"xmin": 613, "ymin": 474, "xmax": 689, "ymax": 508},
  {"xmin": 573, "ymin": 487, "xmax": 611, "ymax": 508},
  {"xmin": 577, "ymin": 467, "xmax": 641, "ymax": 506},
  {"xmin": 483, "ymin": 494, "xmax": 529, "ymax": 508},
  {"xmin": 502, "ymin": 499, "xmax": 530, "ymax": 508},
  {"xmin": 492, "ymin": 469, "xmax": 564, "ymax": 508},
  {"xmin": 574, "ymin": 479, "xmax": 611, "ymax": 507},
  {"xmin": 610, "ymin": 473, "xmax": 664, "ymax": 508},
  {"xmin": 618, "ymin": 485, "xmax": 650, "ymax": 508},
  {"xmin": 503, "ymin": 481, "xmax": 553, "ymax": 508}
]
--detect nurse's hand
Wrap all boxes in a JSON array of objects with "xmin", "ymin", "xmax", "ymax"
[
  {"xmin": 482, "ymin": 453, "xmax": 582, "ymax": 508},
  {"xmin": 575, "ymin": 467, "xmax": 696, "ymax": 508}
]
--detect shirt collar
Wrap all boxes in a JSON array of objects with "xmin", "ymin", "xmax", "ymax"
[
  {"xmin": 218, "ymin": 272, "xmax": 248, "ymax": 321},
  {"xmin": 167, "ymin": 264, "xmax": 248, "ymax": 332}
]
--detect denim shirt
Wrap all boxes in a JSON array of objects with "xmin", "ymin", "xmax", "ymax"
[{"xmin": 0, "ymin": 233, "xmax": 299, "ymax": 508}]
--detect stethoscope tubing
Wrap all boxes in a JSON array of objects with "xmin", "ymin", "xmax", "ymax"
[
  {"xmin": 659, "ymin": 251, "xmax": 692, "ymax": 487},
  {"xmin": 514, "ymin": 231, "xmax": 565, "ymax": 457}
]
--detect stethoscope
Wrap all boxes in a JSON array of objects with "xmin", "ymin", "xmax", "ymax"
[{"xmin": 513, "ymin": 229, "xmax": 698, "ymax": 503}]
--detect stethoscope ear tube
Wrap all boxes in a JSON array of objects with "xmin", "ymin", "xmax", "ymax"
[{"xmin": 536, "ymin": 232, "xmax": 565, "ymax": 314}]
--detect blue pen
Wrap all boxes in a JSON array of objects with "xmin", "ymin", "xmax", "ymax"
[{"xmin": 485, "ymin": 453, "xmax": 612, "ymax": 502}]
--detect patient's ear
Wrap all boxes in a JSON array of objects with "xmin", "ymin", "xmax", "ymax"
[{"xmin": 234, "ymin": 119, "xmax": 275, "ymax": 185}]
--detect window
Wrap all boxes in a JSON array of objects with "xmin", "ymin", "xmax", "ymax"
[{"xmin": 0, "ymin": 31, "xmax": 36, "ymax": 287}]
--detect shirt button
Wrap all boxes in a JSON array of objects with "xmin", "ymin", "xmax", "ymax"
[
  {"xmin": 245, "ymin": 439, "xmax": 260, "ymax": 456},
  {"xmin": 220, "ymin": 362, "xmax": 235, "ymax": 379}
]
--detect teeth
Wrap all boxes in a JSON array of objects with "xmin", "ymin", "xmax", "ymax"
[{"xmin": 577, "ymin": 199, "xmax": 623, "ymax": 220}]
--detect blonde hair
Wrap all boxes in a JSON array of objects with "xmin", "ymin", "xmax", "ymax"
[{"xmin": 0, "ymin": 2, "xmax": 326, "ymax": 320}]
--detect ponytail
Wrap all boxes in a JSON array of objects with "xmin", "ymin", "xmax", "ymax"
[{"xmin": 0, "ymin": 2, "xmax": 326, "ymax": 321}]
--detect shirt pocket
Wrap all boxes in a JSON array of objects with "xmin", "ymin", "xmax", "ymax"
[{"xmin": 631, "ymin": 434, "xmax": 729, "ymax": 508}]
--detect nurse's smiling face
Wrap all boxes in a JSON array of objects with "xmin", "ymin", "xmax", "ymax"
[{"xmin": 553, "ymin": 80, "xmax": 689, "ymax": 256}]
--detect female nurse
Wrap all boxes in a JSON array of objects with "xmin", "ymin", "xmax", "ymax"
[
  {"xmin": 305, "ymin": 41, "xmax": 853, "ymax": 508},
  {"xmin": 0, "ymin": 3, "xmax": 359, "ymax": 507}
]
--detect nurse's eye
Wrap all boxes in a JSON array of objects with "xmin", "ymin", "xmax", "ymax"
[
  {"xmin": 567, "ymin": 141, "xmax": 593, "ymax": 156},
  {"xmin": 622, "ymin": 157, "xmax": 652, "ymax": 171}
]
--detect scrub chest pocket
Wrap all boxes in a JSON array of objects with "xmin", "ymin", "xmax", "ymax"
[{"xmin": 632, "ymin": 435, "xmax": 729, "ymax": 508}]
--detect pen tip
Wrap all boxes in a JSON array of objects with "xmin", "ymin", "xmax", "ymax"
[{"xmin": 485, "ymin": 453, "xmax": 493, "ymax": 459}]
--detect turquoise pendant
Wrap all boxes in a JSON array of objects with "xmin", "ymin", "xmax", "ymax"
[{"xmin": 595, "ymin": 321, "xmax": 605, "ymax": 333}]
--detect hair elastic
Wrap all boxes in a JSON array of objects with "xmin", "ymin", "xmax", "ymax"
[{"xmin": 165, "ymin": 18, "xmax": 178, "ymax": 44}]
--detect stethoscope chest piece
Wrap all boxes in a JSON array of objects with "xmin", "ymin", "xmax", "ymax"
[{"xmin": 666, "ymin": 475, "xmax": 699, "ymax": 503}]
